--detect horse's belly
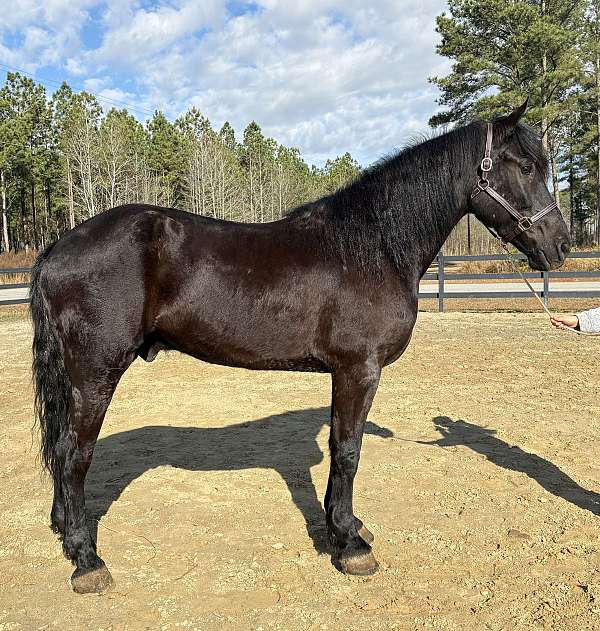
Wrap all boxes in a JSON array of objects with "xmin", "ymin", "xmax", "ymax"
[
  {"xmin": 156, "ymin": 314, "xmax": 328, "ymax": 372},
  {"xmin": 194, "ymin": 353, "xmax": 328, "ymax": 372},
  {"xmin": 176, "ymin": 339, "xmax": 328, "ymax": 372}
]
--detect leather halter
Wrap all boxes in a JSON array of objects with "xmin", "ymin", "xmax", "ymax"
[{"xmin": 470, "ymin": 123, "xmax": 558, "ymax": 243}]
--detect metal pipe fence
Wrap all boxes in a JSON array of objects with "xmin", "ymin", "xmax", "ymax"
[{"xmin": 419, "ymin": 251, "xmax": 600, "ymax": 312}]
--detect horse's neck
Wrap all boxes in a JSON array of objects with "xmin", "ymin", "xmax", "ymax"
[
  {"xmin": 300, "ymin": 128, "xmax": 479, "ymax": 282},
  {"xmin": 385, "ymin": 150, "xmax": 472, "ymax": 279},
  {"xmin": 414, "ymin": 204, "xmax": 467, "ymax": 279}
]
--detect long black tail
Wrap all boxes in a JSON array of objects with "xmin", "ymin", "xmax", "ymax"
[{"xmin": 30, "ymin": 244, "xmax": 71, "ymax": 480}]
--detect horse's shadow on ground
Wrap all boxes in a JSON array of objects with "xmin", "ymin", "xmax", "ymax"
[
  {"xmin": 422, "ymin": 416, "xmax": 600, "ymax": 515},
  {"xmin": 87, "ymin": 407, "xmax": 393, "ymax": 553}
]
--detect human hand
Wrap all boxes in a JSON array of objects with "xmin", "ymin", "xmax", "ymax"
[{"xmin": 550, "ymin": 314, "xmax": 579, "ymax": 330}]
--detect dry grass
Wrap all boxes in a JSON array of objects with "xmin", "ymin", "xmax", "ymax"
[
  {"xmin": 0, "ymin": 304, "xmax": 29, "ymax": 322},
  {"xmin": 457, "ymin": 259, "xmax": 525, "ymax": 274},
  {"xmin": 418, "ymin": 297, "xmax": 600, "ymax": 313},
  {"xmin": 0, "ymin": 250, "xmax": 37, "ymax": 284},
  {"xmin": 452, "ymin": 251, "xmax": 600, "ymax": 275}
]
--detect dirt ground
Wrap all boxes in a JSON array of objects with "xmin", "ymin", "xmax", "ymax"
[{"xmin": 2, "ymin": 310, "xmax": 600, "ymax": 631}]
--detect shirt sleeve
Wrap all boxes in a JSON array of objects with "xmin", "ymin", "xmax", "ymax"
[{"xmin": 577, "ymin": 307, "xmax": 600, "ymax": 333}]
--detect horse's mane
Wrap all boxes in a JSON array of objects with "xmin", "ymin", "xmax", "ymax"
[{"xmin": 287, "ymin": 120, "xmax": 548, "ymax": 274}]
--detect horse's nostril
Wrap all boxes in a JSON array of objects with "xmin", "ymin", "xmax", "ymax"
[{"xmin": 560, "ymin": 241, "xmax": 570, "ymax": 257}]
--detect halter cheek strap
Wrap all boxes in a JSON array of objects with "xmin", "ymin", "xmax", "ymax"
[{"xmin": 470, "ymin": 123, "xmax": 558, "ymax": 243}]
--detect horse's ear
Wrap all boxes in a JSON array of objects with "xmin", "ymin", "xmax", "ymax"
[{"xmin": 496, "ymin": 99, "xmax": 528, "ymax": 134}]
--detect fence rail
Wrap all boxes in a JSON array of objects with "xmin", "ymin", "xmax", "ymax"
[
  {"xmin": 421, "ymin": 251, "xmax": 600, "ymax": 311},
  {"xmin": 1, "ymin": 251, "xmax": 600, "ymax": 312}
]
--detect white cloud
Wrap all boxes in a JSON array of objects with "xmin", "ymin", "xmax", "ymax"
[
  {"xmin": 0, "ymin": 1, "xmax": 451, "ymax": 165},
  {"xmin": 153, "ymin": 0, "xmax": 451, "ymax": 164},
  {"xmin": 94, "ymin": 0, "xmax": 226, "ymax": 65},
  {"xmin": 0, "ymin": 0, "xmax": 96, "ymax": 74}
]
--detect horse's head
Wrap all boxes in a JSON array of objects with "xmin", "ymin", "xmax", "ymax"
[{"xmin": 469, "ymin": 101, "xmax": 570, "ymax": 270}]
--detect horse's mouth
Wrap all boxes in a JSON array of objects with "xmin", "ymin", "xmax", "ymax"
[
  {"xmin": 527, "ymin": 250, "xmax": 550, "ymax": 271},
  {"xmin": 527, "ymin": 248, "xmax": 566, "ymax": 271}
]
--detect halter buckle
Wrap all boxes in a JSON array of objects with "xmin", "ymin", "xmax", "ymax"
[
  {"xmin": 517, "ymin": 216, "xmax": 533, "ymax": 232},
  {"xmin": 481, "ymin": 157, "xmax": 493, "ymax": 172},
  {"xmin": 470, "ymin": 178, "xmax": 490, "ymax": 199}
]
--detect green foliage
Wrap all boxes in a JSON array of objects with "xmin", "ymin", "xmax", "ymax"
[
  {"xmin": 430, "ymin": 0, "xmax": 583, "ymax": 129},
  {"xmin": 430, "ymin": 0, "xmax": 600, "ymax": 247},
  {"xmin": 323, "ymin": 153, "xmax": 361, "ymax": 193}
]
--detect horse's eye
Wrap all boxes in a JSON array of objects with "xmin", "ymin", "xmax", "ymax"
[{"xmin": 520, "ymin": 162, "xmax": 534, "ymax": 175}]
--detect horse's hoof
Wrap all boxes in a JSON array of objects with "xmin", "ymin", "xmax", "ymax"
[
  {"xmin": 71, "ymin": 565, "xmax": 114, "ymax": 594},
  {"xmin": 337, "ymin": 551, "xmax": 379, "ymax": 576},
  {"xmin": 357, "ymin": 524, "xmax": 374, "ymax": 545}
]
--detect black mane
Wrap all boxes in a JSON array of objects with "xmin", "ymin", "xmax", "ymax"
[
  {"xmin": 288, "ymin": 122, "xmax": 483, "ymax": 274},
  {"xmin": 288, "ymin": 120, "xmax": 548, "ymax": 275}
]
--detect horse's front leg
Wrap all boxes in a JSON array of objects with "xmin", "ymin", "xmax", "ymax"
[
  {"xmin": 325, "ymin": 480, "xmax": 374, "ymax": 545},
  {"xmin": 327, "ymin": 360, "xmax": 381, "ymax": 575}
]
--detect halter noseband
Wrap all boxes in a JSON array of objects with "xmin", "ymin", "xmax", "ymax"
[{"xmin": 470, "ymin": 123, "xmax": 558, "ymax": 243}]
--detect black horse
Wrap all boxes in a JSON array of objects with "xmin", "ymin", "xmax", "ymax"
[{"xmin": 30, "ymin": 103, "xmax": 569, "ymax": 593}]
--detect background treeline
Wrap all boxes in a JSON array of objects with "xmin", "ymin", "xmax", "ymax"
[
  {"xmin": 0, "ymin": 72, "xmax": 360, "ymax": 254},
  {"xmin": 436, "ymin": 0, "xmax": 600, "ymax": 253},
  {"xmin": 2, "ymin": 0, "xmax": 600, "ymax": 257}
]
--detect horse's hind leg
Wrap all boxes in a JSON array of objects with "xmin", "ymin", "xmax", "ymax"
[
  {"xmin": 50, "ymin": 470, "xmax": 65, "ymax": 538},
  {"xmin": 61, "ymin": 368, "xmax": 130, "ymax": 593},
  {"xmin": 327, "ymin": 360, "xmax": 381, "ymax": 576}
]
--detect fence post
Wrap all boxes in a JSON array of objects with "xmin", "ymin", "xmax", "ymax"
[
  {"xmin": 542, "ymin": 270, "xmax": 549, "ymax": 309},
  {"xmin": 438, "ymin": 253, "xmax": 445, "ymax": 313}
]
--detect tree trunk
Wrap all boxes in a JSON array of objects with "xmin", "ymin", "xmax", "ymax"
[
  {"xmin": 540, "ymin": 1, "xmax": 549, "ymax": 155},
  {"xmin": 467, "ymin": 213, "xmax": 472, "ymax": 254},
  {"xmin": 1, "ymin": 169, "xmax": 9, "ymax": 253},
  {"xmin": 569, "ymin": 154, "xmax": 576, "ymax": 242},
  {"xmin": 549, "ymin": 137, "xmax": 560, "ymax": 207},
  {"xmin": 31, "ymin": 179, "xmax": 38, "ymax": 250},
  {"xmin": 596, "ymin": 48, "xmax": 600, "ymax": 246},
  {"xmin": 66, "ymin": 156, "xmax": 75, "ymax": 229},
  {"xmin": 249, "ymin": 157, "xmax": 254, "ymax": 222},
  {"xmin": 45, "ymin": 181, "xmax": 52, "ymax": 240},
  {"xmin": 20, "ymin": 186, "xmax": 27, "ymax": 249}
]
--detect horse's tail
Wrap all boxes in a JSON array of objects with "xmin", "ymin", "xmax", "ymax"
[{"xmin": 30, "ymin": 243, "xmax": 71, "ymax": 480}]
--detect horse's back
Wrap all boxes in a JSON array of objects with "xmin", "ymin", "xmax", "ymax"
[{"xmin": 36, "ymin": 204, "xmax": 332, "ymax": 368}]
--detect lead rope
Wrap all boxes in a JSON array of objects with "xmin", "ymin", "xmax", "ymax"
[{"xmin": 500, "ymin": 242, "xmax": 600, "ymax": 336}]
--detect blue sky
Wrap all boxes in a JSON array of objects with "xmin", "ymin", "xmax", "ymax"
[{"xmin": 0, "ymin": 1, "xmax": 450, "ymax": 166}]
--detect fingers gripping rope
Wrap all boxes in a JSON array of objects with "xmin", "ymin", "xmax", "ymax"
[{"xmin": 500, "ymin": 242, "xmax": 600, "ymax": 337}]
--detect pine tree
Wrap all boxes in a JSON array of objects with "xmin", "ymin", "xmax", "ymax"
[
  {"xmin": 577, "ymin": 0, "xmax": 600, "ymax": 243},
  {"xmin": 323, "ymin": 152, "xmax": 360, "ymax": 193},
  {"xmin": 147, "ymin": 111, "xmax": 186, "ymax": 207},
  {"xmin": 0, "ymin": 73, "xmax": 365, "ymax": 252},
  {"xmin": 430, "ymin": 0, "xmax": 584, "ymax": 203},
  {"xmin": 240, "ymin": 122, "xmax": 277, "ymax": 221}
]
